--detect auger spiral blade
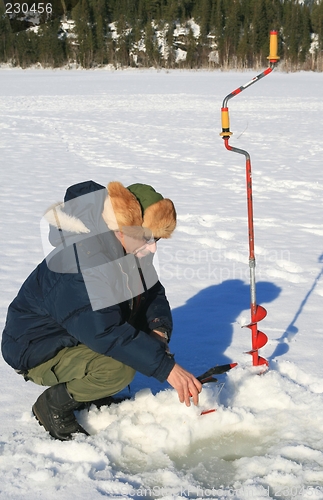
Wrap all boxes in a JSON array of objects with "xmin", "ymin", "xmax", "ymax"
[
  {"xmin": 247, "ymin": 328, "xmax": 268, "ymax": 350},
  {"xmin": 252, "ymin": 305, "xmax": 267, "ymax": 323}
]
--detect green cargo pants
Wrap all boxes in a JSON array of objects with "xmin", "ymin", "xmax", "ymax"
[{"xmin": 26, "ymin": 344, "xmax": 136, "ymax": 402}]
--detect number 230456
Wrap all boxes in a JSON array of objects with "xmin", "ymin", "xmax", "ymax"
[{"xmin": 5, "ymin": 3, "xmax": 53, "ymax": 14}]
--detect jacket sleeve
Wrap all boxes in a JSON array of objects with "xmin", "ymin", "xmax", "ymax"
[
  {"xmin": 136, "ymin": 255, "xmax": 173, "ymax": 339},
  {"xmin": 45, "ymin": 273, "xmax": 175, "ymax": 382},
  {"xmin": 141, "ymin": 281, "xmax": 173, "ymax": 340}
]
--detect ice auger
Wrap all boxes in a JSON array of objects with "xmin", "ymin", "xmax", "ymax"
[{"xmin": 220, "ymin": 31, "xmax": 280, "ymax": 367}]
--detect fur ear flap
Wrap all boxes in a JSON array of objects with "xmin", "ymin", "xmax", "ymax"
[
  {"xmin": 143, "ymin": 199, "xmax": 176, "ymax": 239},
  {"xmin": 102, "ymin": 182, "xmax": 143, "ymax": 231}
]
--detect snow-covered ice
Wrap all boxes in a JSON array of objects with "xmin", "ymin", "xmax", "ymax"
[{"xmin": 0, "ymin": 68, "xmax": 323, "ymax": 499}]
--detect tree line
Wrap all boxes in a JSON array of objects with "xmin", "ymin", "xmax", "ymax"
[{"xmin": 1, "ymin": 0, "xmax": 323, "ymax": 70}]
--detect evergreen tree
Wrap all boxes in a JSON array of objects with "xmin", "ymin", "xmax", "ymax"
[
  {"xmin": 312, "ymin": 0, "xmax": 323, "ymax": 50},
  {"xmin": 73, "ymin": 0, "xmax": 94, "ymax": 67},
  {"xmin": 211, "ymin": 0, "xmax": 225, "ymax": 60},
  {"xmin": 299, "ymin": 4, "xmax": 311, "ymax": 63},
  {"xmin": 144, "ymin": 20, "xmax": 160, "ymax": 66},
  {"xmin": 114, "ymin": 15, "xmax": 132, "ymax": 67},
  {"xmin": 195, "ymin": 0, "xmax": 211, "ymax": 42},
  {"xmin": 138, "ymin": 0, "xmax": 149, "ymax": 28},
  {"xmin": 13, "ymin": 30, "xmax": 39, "ymax": 67},
  {"xmin": 250, "ymin": 0, "xmax": 270, "ymax": 66},
  {"xmin": 165, "ymin": 21, "xmax": 175, "ymax": 67},
  {"xmin": 92, "ymin": 0, "xmax": 108, "ymax": 65},
  {"xmin": 236, "ymin": 0, "xmax": 252, "ymax": 67},
  {"xmin": 265, "ymin": 0, "xmax": 282, "ymax": 32},
  {"xmin": 185, "ymin": 25, "xmax": 197, "ymax": 68},
  {"xmin": 0, "ymin": 3, "xmax": 14, "ymax": 63},
  {"xmin": 38, "ymin": 19, "xmax": 66, "ymax": 67},
  {"xmin": 221, "ymin": 0, "xmax": 241, "ymax": 68},
  {"xmin": 282, "ymin": 0, "xmax": 312, "ymax": 68}
]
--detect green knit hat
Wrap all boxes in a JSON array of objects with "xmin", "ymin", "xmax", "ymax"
[{"xmin": 127, "ymin": 183, "xmax": 164, "ymax": 214}]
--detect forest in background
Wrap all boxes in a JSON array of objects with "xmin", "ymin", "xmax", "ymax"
[{"xmin": 1, "ymin": 0, "xmax": 323, "ymax": 70}]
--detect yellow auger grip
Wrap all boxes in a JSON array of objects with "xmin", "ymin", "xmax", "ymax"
[
  {"xmin": 220, "ymin": 107, "xmax": 233, "ymax": 137},
  {"xmin": 267, "ymin": 30, "xmax": 280, "ymax": 62}
]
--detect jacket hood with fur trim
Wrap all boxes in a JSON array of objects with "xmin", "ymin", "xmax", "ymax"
[{"xmin": 43, "ymin": 180, "xmax": 107, "ymax": 248}]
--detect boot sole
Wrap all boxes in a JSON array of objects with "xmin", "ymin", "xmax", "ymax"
[{"xmin": 32, "ymin": 402, "xmax": 53, "ymax": 433}]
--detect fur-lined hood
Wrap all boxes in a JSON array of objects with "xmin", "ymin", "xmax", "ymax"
[{"xmin": 43, "ymin": 181, "xmax": 107, "ymax": 249}]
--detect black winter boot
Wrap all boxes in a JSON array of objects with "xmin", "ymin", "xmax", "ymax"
[{"xmin": 32, "ymin": 384, "xmax": 90, "ymax": 441}]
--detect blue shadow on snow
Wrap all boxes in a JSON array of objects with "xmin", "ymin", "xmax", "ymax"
[
  {"xmin": 268, "ymin": 252, "xmax": 323, "ymax": 362},
  {"xmin": 131, "ymin": 279, "xmax": 281, "ymax": 395}
]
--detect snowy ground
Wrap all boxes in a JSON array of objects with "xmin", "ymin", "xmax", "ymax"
[{"xmin": 0, "ymin": 68, "xmax": 323, "ymax": 500}]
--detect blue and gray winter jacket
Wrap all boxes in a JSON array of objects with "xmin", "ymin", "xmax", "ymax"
[{"xmin": 1, "ymin": 181, "xmax": 175, "ymax": 382}]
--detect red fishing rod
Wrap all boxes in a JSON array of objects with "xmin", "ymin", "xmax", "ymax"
[{"xmin": 220, "ymin": 31, "xmax": 280, "ymax": 367}]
